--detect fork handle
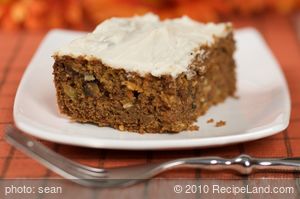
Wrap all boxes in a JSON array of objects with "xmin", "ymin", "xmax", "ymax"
[{"xmin": 171, "ymin": 155, "xmax": 300, "ymax": 174}]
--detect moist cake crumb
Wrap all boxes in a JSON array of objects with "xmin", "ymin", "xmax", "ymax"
[
  {"xmin": 206, "ymin": 118, "xmax": 214, "ymax": 123},
  {"xmin": 215, "ymin": 120, "xmax": 226, "ymax": 127},
  {"xmin": 188, "ymin": 125, "xmax": 199, "ymax": 131}
]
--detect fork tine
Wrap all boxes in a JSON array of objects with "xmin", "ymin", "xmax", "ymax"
[
  {"xmin": 4, "ymin": 125, "xmax": 152, "ymax": 187},
  {"xmin": 4, "ymin": 125, "xmax": 107, "ymax": 179}
]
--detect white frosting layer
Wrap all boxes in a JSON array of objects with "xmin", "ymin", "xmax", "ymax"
[{"xmin": 56, "ymin": 13, "xmax": 230, "ymax": 77}]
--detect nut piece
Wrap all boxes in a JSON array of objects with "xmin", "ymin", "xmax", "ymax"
[
  {"xmin": 123, "ymin": 81, "xmax": 143, "ymax": 92},
  {"xmin": 123, "ymin": 103, "xmax": 133, "ymax": 109},
  {"xmin": 119, "ymin": 125, "xmax": 125, "ymax": 131},
  {"xmin": 62, "ymin": 83, "xmax": 77, "ymax": 100},
  {"xmin": 84, "ymin": 74, "xmax": 95, "ymax": 81},
  {"xmin": 83, "ymin": 82, "xmax": 101, "ymax": 97},
  {"xmin": 69, "ymin": 62, "xmax": 83, "ymax": 73}
]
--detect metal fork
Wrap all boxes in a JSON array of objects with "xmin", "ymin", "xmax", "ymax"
[{"xmin": 4, "ymin": 125, "xmax": 300, "ymax": 188}]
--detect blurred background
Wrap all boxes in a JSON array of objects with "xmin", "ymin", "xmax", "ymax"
[{"xmin": 0, "ymin": 0, "xmax": 300, "ymax": 31}]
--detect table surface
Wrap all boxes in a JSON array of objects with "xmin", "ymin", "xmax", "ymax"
[{"xmin": 0, "ymin": 13, "xmax": 299, "ymax": 182}]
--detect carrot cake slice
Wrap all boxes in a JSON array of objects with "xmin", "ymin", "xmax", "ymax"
[{"xmin": 52, "ymin": 13, "xmax": 236, "ymax": 133}]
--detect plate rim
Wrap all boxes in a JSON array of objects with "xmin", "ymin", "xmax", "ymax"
[
  {"xmin": 13, "ymin": 27, "xmax": 291, "ymax": 150},
  {"xmin": 14, "ymin": 115, "xmax": 289, "ymax": 150}
]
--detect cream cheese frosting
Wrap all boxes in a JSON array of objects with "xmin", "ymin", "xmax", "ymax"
[{"xmin": 56, "ymin": 13, "xmax": 231, "ymax": 77}]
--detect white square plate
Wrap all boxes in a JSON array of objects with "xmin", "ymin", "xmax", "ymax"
[{"xmin": 13, "ymin": 28, "xmax": 291, "ymax": 150}]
